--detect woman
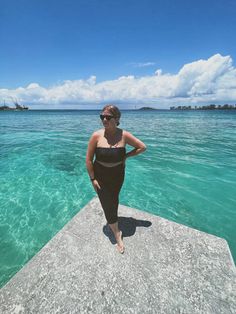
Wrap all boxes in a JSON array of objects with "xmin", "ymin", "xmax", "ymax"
[{"xmin": 86, "ymin": 105, "xmax": 146, "ymax": 254}]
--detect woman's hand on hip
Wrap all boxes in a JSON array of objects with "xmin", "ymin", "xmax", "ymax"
[{"xmin": 92, "ymin": 180, "xmax": 101, "ymax": 192}]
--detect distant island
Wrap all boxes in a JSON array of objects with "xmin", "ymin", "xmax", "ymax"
[
  {"xmin": 138, "ymin": 107, "xmax": 157, "ymax": 110},
  {"xmin": 0, "ymin": 100, "xmax": 29, "ymax": 111},
  {"xmin": 170, "ymin": 104, "xmax": 236, "ymax": 110}
]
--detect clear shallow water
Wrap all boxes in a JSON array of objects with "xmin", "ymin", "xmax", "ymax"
[{"xmin": 0, "ymin": 109, "xmax": 236, "ymax": 287}]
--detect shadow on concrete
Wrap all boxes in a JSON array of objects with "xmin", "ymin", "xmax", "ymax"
[{"xmin": 102, "ymin": 217, "xmax": 152, "ymax": 244}]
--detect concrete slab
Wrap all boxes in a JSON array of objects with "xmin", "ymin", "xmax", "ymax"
[{"xmin": 0, "ymin": 197, "xmax": 236, "ymax": 313}]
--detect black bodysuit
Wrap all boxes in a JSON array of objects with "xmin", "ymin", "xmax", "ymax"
[{"xmin": 94, "ymin": 147, "xmax": 126, "ymax": 224}]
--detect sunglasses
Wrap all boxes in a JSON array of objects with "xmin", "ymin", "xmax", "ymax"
[{"xmin": 100, "ymin": 114, "xmax": 115, "ymax": 121}]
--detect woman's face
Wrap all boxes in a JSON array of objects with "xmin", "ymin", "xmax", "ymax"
[{"xmin": 101, "ymin": 109, "xmax": 118, "ymax": 128}]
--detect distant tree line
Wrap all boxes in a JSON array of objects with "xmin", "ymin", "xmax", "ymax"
[{"xmin": 170, "ymin": 104, "xmax": 236, "ymax": 110}]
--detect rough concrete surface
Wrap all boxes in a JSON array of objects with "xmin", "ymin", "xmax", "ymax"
[{"xmin": 0, "ymin": 197, "xmax": 236, "ymax": 314}]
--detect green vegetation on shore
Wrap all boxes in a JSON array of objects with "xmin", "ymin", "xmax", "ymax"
[
  {"xmin": 138, "ymin": 106, "xmax": 157, "ymax": 110},
  {"xmin": 170, "ymin": 104, "xmax": 236, "ymax": 110}
]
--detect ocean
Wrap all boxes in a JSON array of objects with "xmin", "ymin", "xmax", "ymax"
[{"xmin": 0, "ymin": 109, "xmax": 236, "ymax": 287}]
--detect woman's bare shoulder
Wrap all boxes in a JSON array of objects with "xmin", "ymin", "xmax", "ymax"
[
  {"xmin": 91, "ymin": 129, "xmax": 103, "ymax": 138},
  {"xmin": 122, "ymin": 129, "xmax": 131, "ymax": 137},
  {"xmin": 120, "ymin": 129, "xmax": 131, "ymax": 143}
]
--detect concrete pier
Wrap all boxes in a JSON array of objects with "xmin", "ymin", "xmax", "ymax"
[{"xmin": 1, "ymin": 197, "xmax": 236, "ymax": 313}]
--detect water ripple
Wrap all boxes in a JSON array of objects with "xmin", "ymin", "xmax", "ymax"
[{"xmin": 1, "ymin": 110, "xmax": 236, "ymax": 287}]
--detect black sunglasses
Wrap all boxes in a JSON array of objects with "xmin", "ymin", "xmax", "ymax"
[{"xmin": 100, "ymin": 114, "xmax": 115, "ymax": 121}]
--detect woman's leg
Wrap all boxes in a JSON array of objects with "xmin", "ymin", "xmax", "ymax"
[
  {"xmin": 97, "ymin": 186, "xmax": 118, "ymax": 223},
  {"xmin": 109, "ymin": 221, "xmax": 124, "ymax": 253},
  {"xmin": 97, "ymin": 188, "xmax": 124, "ymax": 252},
  {"xmin": 94, "ymin": 163, "xmax": 125, "ymax": 252}
]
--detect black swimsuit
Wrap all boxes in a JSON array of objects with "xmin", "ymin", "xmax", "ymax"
[
  {"xmin": 94, "ymin": 147, "xmax": 126, "ymax": 224},
  {"xmin": 95, "ymin": 147, "xmax": 126, "ymax": 163}
]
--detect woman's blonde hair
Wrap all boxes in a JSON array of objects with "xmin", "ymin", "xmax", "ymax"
[{"xmin": 102, "ymin": 104, "xmax": 121, "ymax": 126}]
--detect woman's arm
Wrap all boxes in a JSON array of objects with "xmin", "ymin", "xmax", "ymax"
[
  {"xmin": 86, "ymin": 132, "xmax": 101, "ymax": 191},
  {"xmin": 124, "ymin": 130, "xmax": 146, "ymax": 159}
]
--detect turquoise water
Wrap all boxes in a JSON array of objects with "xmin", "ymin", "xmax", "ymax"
[{"xmin": 0, "ymin": 109, "xmax": 236, "ymax": 287}]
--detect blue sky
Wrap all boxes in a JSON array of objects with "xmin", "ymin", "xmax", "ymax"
[{"xmin": 1, "ymin": 0, "xmax": 236, "ymax": 109}]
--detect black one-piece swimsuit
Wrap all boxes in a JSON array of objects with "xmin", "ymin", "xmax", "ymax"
[{"xmin": 93, "ymin": 147, "xmax": 126, "ymax": 224}]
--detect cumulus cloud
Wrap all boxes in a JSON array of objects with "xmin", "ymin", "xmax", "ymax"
[{"xmin": 1, "ymin": 53, "xmax": 236, "ymax": 109}]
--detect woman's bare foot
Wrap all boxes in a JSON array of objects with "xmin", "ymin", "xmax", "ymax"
[{"xmin": 115, "ymin": 231, "xmax": 124, "ymax": 254}]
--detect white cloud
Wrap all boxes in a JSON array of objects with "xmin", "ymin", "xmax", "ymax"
[
  {"xmin": 1, "ymin": 53, "xmax": 236, "ymax": 109},
  {"xmin": 130, "ymin": 62, "xmax": 156, "ymax": 68},
  {"xmin": 155, "ymin": 69, "xmax": 162, "ymax": 76}
]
